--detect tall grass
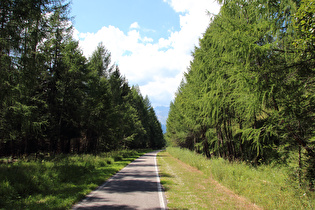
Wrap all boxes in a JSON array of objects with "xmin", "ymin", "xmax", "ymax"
[
  {"xmin": 0, "ymin": 150, "xmax": 146, "ymax": 209},
  {"xmin": 166, "ymin": 147, "xmax": 314, "ymax": 209}
]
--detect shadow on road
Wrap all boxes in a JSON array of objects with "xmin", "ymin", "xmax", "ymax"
[{"xmin": 72, "ymin": 151, "xmax": 166, "ymax": 210}]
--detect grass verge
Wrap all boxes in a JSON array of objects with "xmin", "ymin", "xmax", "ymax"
[
  {"xmin": 163, "ymin": 147, "xmax": 314, "ymax": 210},
  {"xmin": 157, "ymin": 150, "xmax": 260, "ymax": 209},
  {"xmin": 0, "ymin": 150, "xmax": 149, "ymax": 209}
]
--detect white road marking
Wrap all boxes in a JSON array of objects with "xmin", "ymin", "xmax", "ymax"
[
  {"xmin": 155, "ymin": 152, "xmax": 166, "ymax": 210},
  {"xmin": 73, "ymin": 151, "xmax": 166, "ymax": 209}
]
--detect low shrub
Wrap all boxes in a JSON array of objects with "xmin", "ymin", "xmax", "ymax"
[{"xmin": 105, "ymin": 157, "xmax": 114, "ymax": 165}]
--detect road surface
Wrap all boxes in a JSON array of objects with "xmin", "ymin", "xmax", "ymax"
[{"xmin": 72, "ymin": 151, "xmax": 166, "ymax": 210}]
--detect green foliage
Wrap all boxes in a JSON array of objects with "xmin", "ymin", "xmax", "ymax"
[
  {"xmin": 0, "ymin": 150, "xmax": 145, "ymax": 209},
  {"xmin": 0, "ymin": 0, "xmax": 165, "ymax": 156},
  {"xmin": 166, "ymin": 147, "xmax": 315, "ymax": 209},
  {"xmin": 166, "ymin": 0, "xmax": 315, "ymax": 189},
  {"xmin": 293, "ymin": 0, "xmax": 315, "ymax": 52}
]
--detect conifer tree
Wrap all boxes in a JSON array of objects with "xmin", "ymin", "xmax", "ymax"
[
  {"xmin": 0, "ymin": 0, "xmax": 165, "ymax": 156},
  {"xmin": 166, "ymin": 0, "xmax": 314, "ymax": 187}
]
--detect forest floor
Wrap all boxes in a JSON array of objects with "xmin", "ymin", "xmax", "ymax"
[{"xmin": 157, "ymin": 151, "xmax": 261, "ymax": 209}]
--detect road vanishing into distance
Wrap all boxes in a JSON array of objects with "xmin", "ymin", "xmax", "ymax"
[{"xmin": 72, "ymin": 151, "xmax": 166, "ymax": 210}]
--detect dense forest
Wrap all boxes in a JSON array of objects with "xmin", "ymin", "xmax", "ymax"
[
  {"xmin": 166, "ymin": 0, "xmax": 315, "ymax": 189},
  {"xmin": 0, "ymin": 0, "xmax": 165, "ymax": 156}
]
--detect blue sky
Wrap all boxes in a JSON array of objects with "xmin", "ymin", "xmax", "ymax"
[
  {"xmin": 71, "ymin": 0, "xmax": 180, "ymax": 42},
  {"xmin": 70, "ymin": 0, "xmax": 221, "ymax": 126}
]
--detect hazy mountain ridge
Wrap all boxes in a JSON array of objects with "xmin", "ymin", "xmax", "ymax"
[{"xmin": 154, "ymin": 106, "xmax": 169, "ymax": 133}]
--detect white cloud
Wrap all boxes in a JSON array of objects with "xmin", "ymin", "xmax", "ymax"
[
  {"xmin": 130, "ymin": 21, "xmax": 140, "ymax": 29},
  {"xmin": 163, "ymin": 0, "xmax": 193, "ymax": 13},
  {"xmin": 142, "ymin": 37, "xmax": 153, "ymax": 43},
  {"xmin": 139, "ymin": 74, "xmax": 183, "ymax": 107},
  {"xmin": 75, "ymin": 0, "xmax": 221, "ymax": 123}
]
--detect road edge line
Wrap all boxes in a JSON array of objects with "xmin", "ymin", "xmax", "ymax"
[{"xmin": 155, "ymin": 151, "xmax": 166, "ymax": 210}]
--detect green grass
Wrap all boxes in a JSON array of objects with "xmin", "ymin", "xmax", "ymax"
[
  {"xmin": 0, "ymin": 150, "xmax": 148, "ymax": 209},
  {"xmin": 158, "ymin": 151, "xmax": 259, "ymax": 209},
  {"xmin": 165, "ymin": 147, "xmax": 315, "ymax": 210}
]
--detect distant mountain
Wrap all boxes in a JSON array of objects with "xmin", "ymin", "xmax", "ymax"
[
  {"xmin": 154, "ymin": 106, "xmax": 169, "ymax": 133},
  {"xmin": 161, "ymin": 124, "xmax": 167, "ymax": 134}
]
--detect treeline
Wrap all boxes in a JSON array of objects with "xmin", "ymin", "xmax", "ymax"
[
  {"xmin": 0, "ymin": 0, "xmax": 165, "ymax": 156},
  {"xmin": 166, "ymin": 0, "xmax": 314, "ymax": 189}
]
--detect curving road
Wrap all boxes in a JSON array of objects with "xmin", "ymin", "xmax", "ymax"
[{"xmin": 72, "ymin": 151, "xmax": 166, "ymax": 210}]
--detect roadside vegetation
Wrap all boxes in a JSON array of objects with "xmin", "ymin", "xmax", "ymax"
[
  {"xmin": 158, "ymin": 150, "xmax": 260, "ymax": 209},
  {"xmin": 0, "ymin": 0, "xmax": 165, "ymax": 157},
  {"xmin": 166, "ymin": 0, "xmax": 315, "ymax": 194},
  {"xmin": 161, "ymin": 147, "xmax": 314, "ymax": 209},
  {"xmin": 0, "ymin": 2, "xmax": 165, "ymax": 208},
  {"xmin": 0, "ymin": 150, "xmax": 148, "ymax": 209}
]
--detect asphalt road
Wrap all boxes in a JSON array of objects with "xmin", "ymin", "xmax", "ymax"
[{"xmin": 72, "ymin": 151, "xmax": 166, "ymax": 210}]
